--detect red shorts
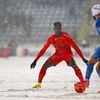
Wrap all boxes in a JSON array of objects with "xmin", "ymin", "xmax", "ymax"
[{"xmin": 49, "ymin": 53, "xmax": 73, "ymax": 65}]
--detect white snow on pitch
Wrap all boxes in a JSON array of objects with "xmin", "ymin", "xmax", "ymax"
[{"xmin": 0, "ymin": 57, "xmax": 100, "ymax": 100}]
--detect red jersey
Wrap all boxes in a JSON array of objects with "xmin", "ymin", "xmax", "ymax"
[{"xmin": 35, "ymin": 32, "xmax": 84, "ymax": 61}]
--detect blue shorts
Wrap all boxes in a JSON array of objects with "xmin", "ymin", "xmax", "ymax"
[{"xmin": 92, "ymin": 46, "xmax": 100, "ymax": 60}]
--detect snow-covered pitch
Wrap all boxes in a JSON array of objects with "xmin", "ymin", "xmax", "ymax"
[{"xmin": 0, "ymin": 56, "xmax": 100, "ymax": 100}]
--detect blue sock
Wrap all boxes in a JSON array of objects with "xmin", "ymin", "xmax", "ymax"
[
  {"xmin": 85, "ymin": 63, "xmax": 94, "ymax": 80},
  {"xmin": 96, "ymin": 70, "xmax": 100, "ymax": 78}
]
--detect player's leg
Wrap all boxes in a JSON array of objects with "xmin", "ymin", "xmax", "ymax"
[
  {"xmin": 95, "ymin": 48, "xmax": 100, "ymax": 78},
  {"xmin": 38, "ymin": 54, "xmax": 63, "ymax": 84},
  {"xmin": 96, "ymin": 62, "xmax": 100, "ymax": 78},
  {"xmin": 33, "ymin": 54, "xmax": 63, "ymax": 88},
  {"xmin": 85, "ymin": 57, "xmax": 98, "ymax": 80},
  {"xmin": 67, "ymin": 58, "xmax": 84, "ymax": 82},
  {"xmin": 84, "ymin": 51, "xmax": 100, "ymax": 88},
  {"xmin": 38, "ymin": 58, "xmax": 55, "ymax": 83},
  {"xmin": 85, "ymin": 47, "xmax": 100, "ymax": 80},
  {"xmin": 33, "ymin": 58, "xmax": 55, "ymax": 88},
  {"xmin": 96, "ymin": 60, "xmax": 100, "ymax": 94},
  {"xmin": 96, "ymin": 62, "xmax": 100, "ymax": 93}
]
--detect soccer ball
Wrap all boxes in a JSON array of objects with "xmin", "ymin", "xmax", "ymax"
[{"xmin": 74, "ymin": 82, "xmax": 86, "ymax": 93}]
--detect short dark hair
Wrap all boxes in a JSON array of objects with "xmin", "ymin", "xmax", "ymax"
[{"xmin": 54, "ymin": 21, "xmax": 62, "ymax": 27}]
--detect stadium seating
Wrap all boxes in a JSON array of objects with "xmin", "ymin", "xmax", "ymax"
[{"xmin": 0, "ymin": 0, "xmax": 99, "ymax": 45}]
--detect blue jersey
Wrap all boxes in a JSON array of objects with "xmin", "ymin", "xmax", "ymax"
[
  {"xmin": 85, "ymin": 17, "xmax": 100, "ymax": 81},
  {"xmin": 92, "ymin": 18, "xmax": 100, "ymax": 59},
  {"xmin": 96, "ymin": 18, "xmax": 100, "ymax": 36}
]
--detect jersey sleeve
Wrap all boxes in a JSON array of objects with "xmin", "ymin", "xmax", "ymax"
[
  {"xmin": 35, "ymin": 37, "xmax": 52, "ymax": 61},
  {"xmin": 67, "ymin": 36, "xmax": 84, "ymax": 59}
]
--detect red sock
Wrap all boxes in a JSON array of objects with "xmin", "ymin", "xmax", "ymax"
[
  {"xmin": 38, "ymin": 67, "xmax": 47, "ymax": 83},
  {"xmin": 73, "ymin": 67, "xmax": 84, "ymax": 82}
]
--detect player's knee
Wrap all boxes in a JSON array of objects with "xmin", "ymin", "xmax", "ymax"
[
  {"xmin": 43, "ymin": 63, "xmax": 50, "ymax": 69},
  {"xmin": 43, "ymin": 59, "xmax": 55, "ymax": 68},
  {"xmin": 67, "ymin": 59, "xmax": 77, "ymax": 67},
  {"xmin": 88, "ymin": 57, "xmax": 98, "ymax": 64}
]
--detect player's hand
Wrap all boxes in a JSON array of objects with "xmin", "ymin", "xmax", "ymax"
[
  {"xmin": 30, "ymin": 60, "xmax": 37, "ymax": 69},
  {"xmin": 83, "ymin": 58, "xmax": 88, "ymax": 64}
]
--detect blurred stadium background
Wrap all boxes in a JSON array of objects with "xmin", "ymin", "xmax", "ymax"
[{"xmin": 0, "ymin": 0, "xmax": 100, "ymax": 57}]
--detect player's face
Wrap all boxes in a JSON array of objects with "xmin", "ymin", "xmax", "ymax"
[
  {"xmin": 95, "ymin": 14, "xmax": 100, "ymax": 19},
  {"xmin": 54, "ymin": 26, "xmax": 62, "ymax": 37}
]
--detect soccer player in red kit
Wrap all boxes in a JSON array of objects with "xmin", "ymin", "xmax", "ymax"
[{"xmin": 30, "ymin": 22, "xmax": 88, "ymax": 88}]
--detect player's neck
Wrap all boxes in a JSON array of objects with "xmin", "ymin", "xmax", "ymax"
[{"xmin": 55, "ymin": 33, "xmax": 62, "ymax": 37}]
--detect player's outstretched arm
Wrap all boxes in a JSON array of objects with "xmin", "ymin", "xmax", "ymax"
[
  {"xmin": 30, "ymin": 38, "xmax": 51, "ymax": 69},
  {"xmin": 67, "ymin": 37, "xmax": 88, "ymax": 64}
]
